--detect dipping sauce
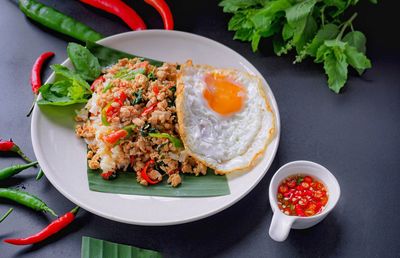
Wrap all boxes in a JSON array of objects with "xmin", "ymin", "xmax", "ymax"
[{"xmin": 277, "ymin": 175, "xmax": 328, "ymax": 217}]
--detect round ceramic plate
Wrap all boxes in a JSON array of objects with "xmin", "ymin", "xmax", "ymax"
[{"xmin": 31, "ymin": 30, "xmax": 280, "ymax": 225}]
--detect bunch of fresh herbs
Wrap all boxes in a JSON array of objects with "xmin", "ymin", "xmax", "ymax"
[{"xmin": 219, "ymin": 0, "xmax": 376, "ymax": 93}]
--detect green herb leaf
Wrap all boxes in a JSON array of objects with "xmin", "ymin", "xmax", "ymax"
[
  {"xmin": 38, "ymin": 65, "xmax": 91, "ymax": 106},
  {"xmin": 343, "ymin": 31, "xmax": 367, "ymax": 53},
  {"xmin": 344, "ymin": 45, "xmax": 371, "ymax": 75},
  {"xmin": 297, "ymin": 23, "xmax": 339, "ymax": 61},
  {"xmin": 316, "ymin": 40, "xmax": 348, "ymax": 93},
  {"xmin": 67, "ymin": 42, "xmax": 101, "ymax": 82},
  {"xmin": 219, "ymin": 0, "xmax": 263, "ymax": 13},
  {"xmin": 132, "ymin": 89, "xmax": 143, "ymax": 105},
  {"xmin": 285, "ymin": 0, "xmax": 316, "ymax": 26}
]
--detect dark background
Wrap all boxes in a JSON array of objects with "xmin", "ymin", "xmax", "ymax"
[{"xmin": 1, "ymin": 0, "xmax": 399, "ymax": 257}]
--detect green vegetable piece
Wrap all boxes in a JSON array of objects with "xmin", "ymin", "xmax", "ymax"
[
  {"xmin": 316, "ymin": 40, "xmax": 348, "ymax": 93},
  {"xmin": 81, "ymin": 236, "xmax": 162, "ymax": 258},
  {"xmin": 296, "ymin": 176, "xmax": 303, "ymax": 185},
  {"xmin": 148, "ymin": 133, "xmax": 183, "ymax": 148},
  {"xmin": 36, "ymin": 168, "xmax": 45, "ymax": 181},
  {"xmin": 219, "ymin": 0, "xmax": 262, "ymax": 13},
  {"xmin": 117, "ymin": 68, "xmax": 146, "ymax": 80},
  {"xmin": 343, "ymin": 31, "xmax": 367, "ymax": 54},
  {"xmin": 18, "ymin": 0, "xmax": 103, "ymax": 43},
  {"xmin": 0, "ymin": 208, "xmax": 13, "ymax": 223},
  {"xmin": 132, "ymin": 89, "xmax": 143, "ymax": 105},
  {"xmin": 344, "ymin": 45, "xmax": 371, "ymax": 75},
  {"xmin": 38, "ymin": 65, "xmax": 92, "ymax": 106},
  {"xmin": 86, "ymin": 41, "xmax": 163, "ymax": 68},
  {"xmin": 147, "ymin": 72, "xmax": 157, "ymax": 81},
  {"xmin": 296, "ymin": 23, "xmax": 339, "ymax": 62},
  {"xmin": 0, "ymin": 188, "xmax": 57, "ymax": 217},
  {"xmin": 285, "ymin": 0, "xmax": 316, "ymax": 26},
  {"xmin": 102, "ymin": 82, "xmax": 114, "ymax": 93},
  {"xmin": 67, "ymin": 43, "xmax": 101, "ymax": 82},
  {"xmin": 0, "ymin": 161, "xmax": 38, "ymax": 180}
]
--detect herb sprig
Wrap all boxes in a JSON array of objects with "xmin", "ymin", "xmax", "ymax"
[{"xmin": 219, "ymin": 0, "xmax": 376, "ymax": 93}]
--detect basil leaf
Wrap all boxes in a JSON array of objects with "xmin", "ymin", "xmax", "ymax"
[
  {"xmin": 343, "ymin": 31, "xmax": 367, "ymax": 54},
  {"xmin": 67, "ymin": 43, "xmax": 101, "ymax": 82},
  {"xmin": 344, "ymin": 45, "xmax": 371, "ymax": 75}
]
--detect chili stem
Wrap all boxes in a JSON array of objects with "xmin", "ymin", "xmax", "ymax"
[
  {"xmin": 35, "ymin": 168, "xmax": 45, "ymax": 181},
  {"xmin": 0, "ymin": 208, "xmax": 13, "ymax": 223}
]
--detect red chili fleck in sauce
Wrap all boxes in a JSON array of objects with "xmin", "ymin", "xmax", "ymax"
[{"xmin": 277, "ymin": 175, "xmax": 328, "ymax": 217}]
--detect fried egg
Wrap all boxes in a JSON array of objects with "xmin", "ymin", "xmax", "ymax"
[{"xmin": 176, "ymin": 61, "xmax": 275, "ymax": 173}]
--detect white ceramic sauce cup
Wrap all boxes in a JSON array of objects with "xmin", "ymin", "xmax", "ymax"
[{"xmin": 268, "ymin": 161, "xmax": 340, "ymax": 242}]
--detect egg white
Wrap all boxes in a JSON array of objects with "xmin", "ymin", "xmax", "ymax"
[{"xmin": 176, "ymin": 61, "xmax": 275, "ymax": 173}]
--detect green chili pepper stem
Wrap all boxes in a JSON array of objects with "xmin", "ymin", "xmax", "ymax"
[
  {"xmin": 10, "ymin": 145, "xmax": 33, "ymax": 163},
  {"xmin": 70, "ymin": 206, "xmax": 80, "ymax": 215},
  {"xmin": 0, "ymin": 208, "xmax": 13, "ymax": 223},
  {"xmin": 18, "ymin": 0, "xmax": 103, "ymax": 43},
  {"xmin": 44, "ymin": 206, "xmax": 58, "ymax": 217},
  {"xmin": 0, "ymin": 161, "xmax": 39, "ymax": 180},
  {"xmin": 0, "ymin": 188, "xmax": 57, "ymax": 217},
  {"xmin": 35, "ymin": 168, "xmax": 45, "ymax": 181}
]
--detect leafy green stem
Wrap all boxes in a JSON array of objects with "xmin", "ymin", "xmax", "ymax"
[{"xmin": 337, "ymin": 12, "xmax": 358, "ymax": 40}]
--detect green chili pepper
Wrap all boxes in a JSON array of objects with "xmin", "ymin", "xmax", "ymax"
[
  {"xmin": 0, "ymin": 161, "xmax": 38, "ymax": 181},
  {"xmin": 101, "ymin": 103, "xmax": 111, "ymax": 126},
  {"xmin": 0, "ymin": 188, "xmax": 57, "ymax": 217},
  {"xmin": 148, "ymin": 133, "xmax": 183, "ymax": 148},
  {"xmin": 35, "ymin": 168, "xmax": 45, "ymax": 181},
  {"xmin": 19, "ymin": 0, "xmax": 103, "ymax": 43},
  {"xmin": 0, "ymin": 208, "xmax": 13, "ymax": 223},
  {"xmin": 102, "ymin": 82, "xmax": 114, "ymax": 93}
]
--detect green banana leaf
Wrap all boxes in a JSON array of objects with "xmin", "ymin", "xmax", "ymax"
[
  {"xmin": 81, "ymin": 236, "xmax": 162, "ymax": 258},
  {"xmin": 86, "ymin": 41, "xmax": 164, "ymax": 68},
  {"xmin": 88, "ymin": 166, "xmax": 230, "ymax": 197},
  {"xmin": 84, "ymin": 43, "xmax": 230, "ymax": 197}
]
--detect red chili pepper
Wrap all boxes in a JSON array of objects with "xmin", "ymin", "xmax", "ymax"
[
  {"xmin": 153, "ymin": 85, "xmax": 159, "ymax": 95},
  {"xmin": 4, "ymin": 206, "xmax": 79, "ymax": 245},
  {"xmin": 0, "ymin": 139, "xmax": 33, "ymax": 163},
  {"xmin": 103, "ymin": 129, "xmax": 128, "ymax": 145},
  {"xmin": 91, "ymin": 75, "xmax": 105, "ymax": 91},
  {"xmin": 101, "ymin": 171, "xmax": 117, "ymax": 180},
  {"xmin": 27, "ymin": 51, "xmax": 55, "ymax": 117},
  {"xmin": 141, "ymin": 102, "xmax": 158, "ymax": 116},
  {"xmin": 144, "ymin": 0, "xmax": 174, "ymax": 30},
  {"xmin": 140, "ymin": 159, "xmax": 159, "ymax": 185},
  {"xmin": 79, "ymin": 0, "xmax": 146, "ymax": 30}
]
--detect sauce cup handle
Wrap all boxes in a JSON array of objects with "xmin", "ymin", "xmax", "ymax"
[{"xmin": 269, "ymin": 211, "xmax": 295, "ymax": 242}]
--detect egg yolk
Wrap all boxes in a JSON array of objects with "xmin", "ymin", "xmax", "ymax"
[{"xmin": 203, "ymin": 73, "xmax": 246, "ymax": 116}]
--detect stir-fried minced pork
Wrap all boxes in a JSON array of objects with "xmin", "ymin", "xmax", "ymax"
[{"xmin": 75, "ymin": 58, "xmax": 208, "ymax": 187}]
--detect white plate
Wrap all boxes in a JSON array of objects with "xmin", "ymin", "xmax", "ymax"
[{"xmin": 31, "ymin": 30, "xmax": 280, "ymax": 225}]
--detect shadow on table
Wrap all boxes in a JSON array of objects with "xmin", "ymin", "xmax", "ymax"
[{"xmin": 285, "ymin": 213, "xmax": 342, "ymax": 258}]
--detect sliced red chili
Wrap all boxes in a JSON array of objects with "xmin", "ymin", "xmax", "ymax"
[
  {"xmin": 141, "ymin": 102, "xmax": 158, "ymax": 116},
  {"xmin": 101, "ymin": 171, "xmax": 117, "ymax": 180},
  {"xmin": 103, "ymin": 129, "xmax": 128, "ymax": 145},
  {"xmin": 153, "ymin": 85, "xmax": 159, "ymax": 95},
  {"xmin": 91, "ymin": 75, "xmax": 105, "ymax": 91},
  {"xmin": 140, "ymin": 159, "xmax": 159, "ymax": 185}
]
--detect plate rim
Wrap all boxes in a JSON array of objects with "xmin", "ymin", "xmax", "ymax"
[{"xmin": 31, "ymin": 30, "xmax": 281, "ymax": 225}]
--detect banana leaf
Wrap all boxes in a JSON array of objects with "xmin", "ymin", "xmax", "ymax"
[
  {"xmin": 81, "ymin": 236, "xmax": 162, "ymax": 258},
  {"xmin": 86, "ymin": 41, "xmax": 164, "ymax": 68},
  {"xmin": 88, "ymin": 166, "xmax": 230, "ymax": 197},
  {"xmin": 84, "ymin": 44, "xmax": 230, "ymax": 197}
]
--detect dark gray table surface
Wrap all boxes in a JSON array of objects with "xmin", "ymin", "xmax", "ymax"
[{"xmin": 1, "ymin": 0, "xmax": 399, "ymax": 257}]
